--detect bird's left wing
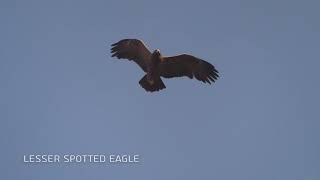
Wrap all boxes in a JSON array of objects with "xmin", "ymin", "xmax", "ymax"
[
  {"xmin": 159, "ymin": 54, "xmax": 219, "ymax": 84},
  {"xmin": 111, "ymin": 39, "xmax": 152, "ymax": 72}
]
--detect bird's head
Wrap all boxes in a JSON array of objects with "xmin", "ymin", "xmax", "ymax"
[{"xmin": 153, "ymin": 49, "xmax": 161, "ymax": 57}]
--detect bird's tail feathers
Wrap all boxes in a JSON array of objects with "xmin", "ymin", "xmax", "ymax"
[{"xmin": 139, "ymin": 75, "xmax": 166, "ymax": 92}]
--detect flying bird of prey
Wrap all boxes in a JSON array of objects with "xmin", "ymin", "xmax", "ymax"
[{"xmin": 111, "ymin": 39, "xmax": 219, "ymax": 92}]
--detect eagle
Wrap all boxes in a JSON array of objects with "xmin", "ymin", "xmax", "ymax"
[{"xmin": 111, "ymin": 39, "xmax": 219, "ymax": 92}]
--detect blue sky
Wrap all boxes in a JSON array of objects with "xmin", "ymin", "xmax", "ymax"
[{"xmin": 1, "ymin": 0, "xmax": 320, "ymax": 179}]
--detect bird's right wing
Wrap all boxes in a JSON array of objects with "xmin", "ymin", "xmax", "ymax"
[
  {"xmin": 159, "ymin": 54, "xmax": 219, "ymax": 84},
  {"xmin": 111, "ymin": 39, "xmax": 152, "ymax": 72}
]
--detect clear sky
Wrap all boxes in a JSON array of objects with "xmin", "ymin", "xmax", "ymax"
[{"xmin": 1, "ymin": 0, "xmax": 320, "ymax": 179}]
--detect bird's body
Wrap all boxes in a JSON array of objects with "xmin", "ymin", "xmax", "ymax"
[
  {"xmin": 146, "ymin": 50, "xmax": 161, "ymax": 84},
  {"xmin": 111, "ymin": 39, "xmax": 219, "ymax": 92}
]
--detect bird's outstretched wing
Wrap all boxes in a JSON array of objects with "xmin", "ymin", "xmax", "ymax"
[
  {"xmin": 111, "ymin": 39, "xmax": 151, "ymax": 72},
  {"xmin": 159, "ymin": 54, "xmax": 219, "ymax": 84}
]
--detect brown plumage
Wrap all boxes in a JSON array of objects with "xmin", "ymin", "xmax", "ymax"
[{"xmin": 111, "ymin": 39, "xmax": 219, "ymax": 92}]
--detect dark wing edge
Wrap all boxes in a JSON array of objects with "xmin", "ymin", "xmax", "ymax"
[
  {"xmin": 159, "ymin": 54, "xmax": 219, "ymax": 84},
  {"xmin": 111, "ymin": 39, "xmax": 152, "ymax": 72}
]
